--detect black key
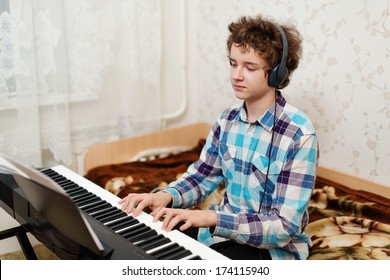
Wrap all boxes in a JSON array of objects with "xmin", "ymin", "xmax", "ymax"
[
  {"xmin": 163, "ymin": 249, "xmax": 192, "ymax": 260},
  {"xmin": 52, "ymin": 177, "xmax": 69, "ymax": 184},
  {"xmin": 47, "ymin": 174, "xmax": 63, "ymax": 181},
  {"xmin": 108, "ymin": 217, "xmax": 138, "ymax": 232},
  {"xmin": 63, "ymin": 185, "xmax": 82, "ymax": 194},
  {"xmin": 43, "ymin": 169, "xmax": 60, "ymax": 177},
  {"xmin": 40, "ymin": 169, "xmax": 56, "ymax": 175},
  {"xmin": 138, "ymin": 236, "xmax": 171, "ymax": 251},
  {"xmin": 82, "ymin": 201, "xmax": 111, "ymax": 214},
  {"xmin": 187, "ymin": 255, "xmax": 202, "ymax": 260},
  {"xmin": 90, "ymin": 206, "xmax": 119, "ymax": 218},
  {"xmin": 76, "ymin": 200, "xmax": 105, "ymax": 210},
  {"xmin": 62, "ymin": 182, "xmax": 81, "ymax": 191},
  {"xmin": 94, "ymin": 210, "xmax": 126, "ymax": 224},
  {"xmin": 126, "ymin": 228, "xmax": 157, "ymax": 243},
  {"xmin": 72, "ymin": 191, "xmax": 94, "ymax": 200},
  {"xmin": 71, "ymin": 191, "xmax": 93, "ymax": 202},
  {"xmin": 76, "ymin": 196, "xmax": 100, "ymax": 207},
  {"xmin": 67, "ymin": 187, "xmax": 88, "ymax": 197},
  {"xmin": 121, "ymin": 224, "xmax": 151, "ymax": 239},
  {"xmin": 85, "ymin": 205, "xmax": 112, "ymax": 216},
  {"xmin": 115, "ymin": 221, "xmax": 144, "ymax": 234},
  {"xmin": 150, "ymin": 243, "xmax": 185, "ymax": 259},
  {"xmin": 134, "ymin": 233, "xmax": 165, "ymax": 246},
  {"xmin": 103, "ymin": 215, "xmax": 129, "ymax": 226},
  {"xmin": 59, "ymin": 181, "xmax": 77, "ymax": 190}
]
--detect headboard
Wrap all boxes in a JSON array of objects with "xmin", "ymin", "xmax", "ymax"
[{"xmin": 84, "ymin": 122, "xmax": 211, "ymax": 173}]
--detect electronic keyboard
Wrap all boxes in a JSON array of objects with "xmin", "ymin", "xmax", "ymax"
[{"xmin": 37, "ymin": 165, "xmax": 228, "ymax": 260}]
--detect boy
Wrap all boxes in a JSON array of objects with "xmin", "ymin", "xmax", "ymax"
[{"xmin": 119, "ymin": 15, "xmax": 319, "ymax": 260}]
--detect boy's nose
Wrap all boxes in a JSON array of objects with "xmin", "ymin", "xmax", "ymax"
[{"xmin": 232, "ymin": 67, "xmax": 244, "ymax": 80}]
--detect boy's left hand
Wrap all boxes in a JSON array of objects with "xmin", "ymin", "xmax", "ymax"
[{"xmin": 152, "ymin": 208, "xmax": 217, "ymax": 232}]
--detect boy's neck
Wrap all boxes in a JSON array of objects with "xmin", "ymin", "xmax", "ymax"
[{"xmin": 245, "ymin": 90, "xmax": 276, "ymax": 123}]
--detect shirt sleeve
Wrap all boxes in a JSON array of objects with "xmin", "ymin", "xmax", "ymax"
[
  {"xmin": 163, "ymin": 121, "xmax": 225, "ymax": 209},
  {"xmin": 212, "ymin": 133, "xmax": 319, "ymax": 249}
]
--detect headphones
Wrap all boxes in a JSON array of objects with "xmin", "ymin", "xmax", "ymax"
[
  {"xmin": 258, "ymin": 26, "xmax": 287, "ymax": 212},
  {"xmin": 267, "ymin": 25, "xmax": 289, "ymax": 88}
]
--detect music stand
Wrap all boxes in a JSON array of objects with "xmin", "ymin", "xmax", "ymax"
[{"xmin": 0, "ymin": 155, "xmax": 106, "ymax": 259}]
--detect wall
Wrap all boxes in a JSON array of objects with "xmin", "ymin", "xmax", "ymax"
[{"xmin": 169, "ymin": 0, "xmax": 390, "ymax": 187}]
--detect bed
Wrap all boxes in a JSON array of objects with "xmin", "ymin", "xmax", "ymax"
[{"xmin": 84, "ymin": 122, "xmax": 390, "ymax": 260}]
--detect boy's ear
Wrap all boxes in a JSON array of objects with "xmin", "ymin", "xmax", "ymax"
[{"xmin": 263, "ymin": 69, "xmax": 271, "ymax": 83}]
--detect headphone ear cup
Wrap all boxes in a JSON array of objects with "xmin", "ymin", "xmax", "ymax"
[
  {"xmin": 267, "ymin": 65, "xmax": 279, "ymax": 88},
  {"xmin": 268, "ymin": 63, "xmax": 289, "ymax": 88}
]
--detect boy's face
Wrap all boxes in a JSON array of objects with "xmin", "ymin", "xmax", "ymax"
[{"xmin": 229, "ymin": 44, "xmax": 274, "ymax": 104}]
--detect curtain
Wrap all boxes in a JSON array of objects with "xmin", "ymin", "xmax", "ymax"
[{"xmin": 0, "ymin": 0, "xmax": 162, "ymax": 172}]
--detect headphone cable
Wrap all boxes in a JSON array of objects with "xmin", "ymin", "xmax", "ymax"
[{"xmin": 258, "ymin": 92, "xmax": 278, "ymax": 213}]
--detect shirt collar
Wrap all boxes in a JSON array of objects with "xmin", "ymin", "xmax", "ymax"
[{"xmin": 237, "ymin": 91, "xmax": 285, "ymax": 132}]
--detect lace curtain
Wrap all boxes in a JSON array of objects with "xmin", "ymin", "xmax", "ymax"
[{"xmin": 0, "ymin": 0, "xmax": 162, "ymax": 172}]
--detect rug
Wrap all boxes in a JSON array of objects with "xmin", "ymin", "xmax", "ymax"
[{"xmin": 0, "ymin": 244, "xmax": 59, "ymax": 260}]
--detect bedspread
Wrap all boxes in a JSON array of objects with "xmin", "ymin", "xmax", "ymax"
[{"xmin": 84, "ymin": 139, "xmax": 390, "ymax": 260}]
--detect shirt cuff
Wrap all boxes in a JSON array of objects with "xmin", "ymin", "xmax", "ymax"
[
  {"xmin": 212, "ymin": 210, "xmax": 238, "ymax": 238},
  {"xmin": 162, "ymin": 187, "xmax": 182, "ymax": 208}
]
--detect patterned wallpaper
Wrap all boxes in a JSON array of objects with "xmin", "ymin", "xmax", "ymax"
[{"xmin": 186, "ymin": 0, "xmax": 389, "ymax": 186}]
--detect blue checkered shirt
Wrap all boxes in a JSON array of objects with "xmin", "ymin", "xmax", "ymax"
[{"xmin": 164, "ymin": 92, "xmax": 319, "ymax": 260}]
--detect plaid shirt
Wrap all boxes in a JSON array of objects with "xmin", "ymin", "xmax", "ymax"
[{"xmin": 164, "ymin": 92, "xmax": 319, "ymax": 260}]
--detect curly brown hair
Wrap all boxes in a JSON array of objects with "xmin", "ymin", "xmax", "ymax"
[{"xmin": 227, "ymin": 15, "xmax": 302, "ymax": 88}]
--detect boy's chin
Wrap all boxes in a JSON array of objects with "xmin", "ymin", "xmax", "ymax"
[{"xmin": 234, "ymin": 92, "xmax": 247, "ymax": 100}]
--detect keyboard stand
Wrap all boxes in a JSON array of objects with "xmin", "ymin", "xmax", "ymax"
[{"xmin": 0, "ymin": 225, "xmax": 37, "ymax": 260}]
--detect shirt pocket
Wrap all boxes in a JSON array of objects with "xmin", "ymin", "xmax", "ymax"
[
  {"xmin": 219, "ymin": 143, "xmax": 236, "ymax": 180},
  {"xmin": 250, "ymin": 153, "xmax": 282, "ymax": 194}
]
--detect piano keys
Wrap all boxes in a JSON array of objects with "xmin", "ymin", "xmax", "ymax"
[{"xmin": 39, "ymin": 165, "xmax": 229, "ymax": 260}]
